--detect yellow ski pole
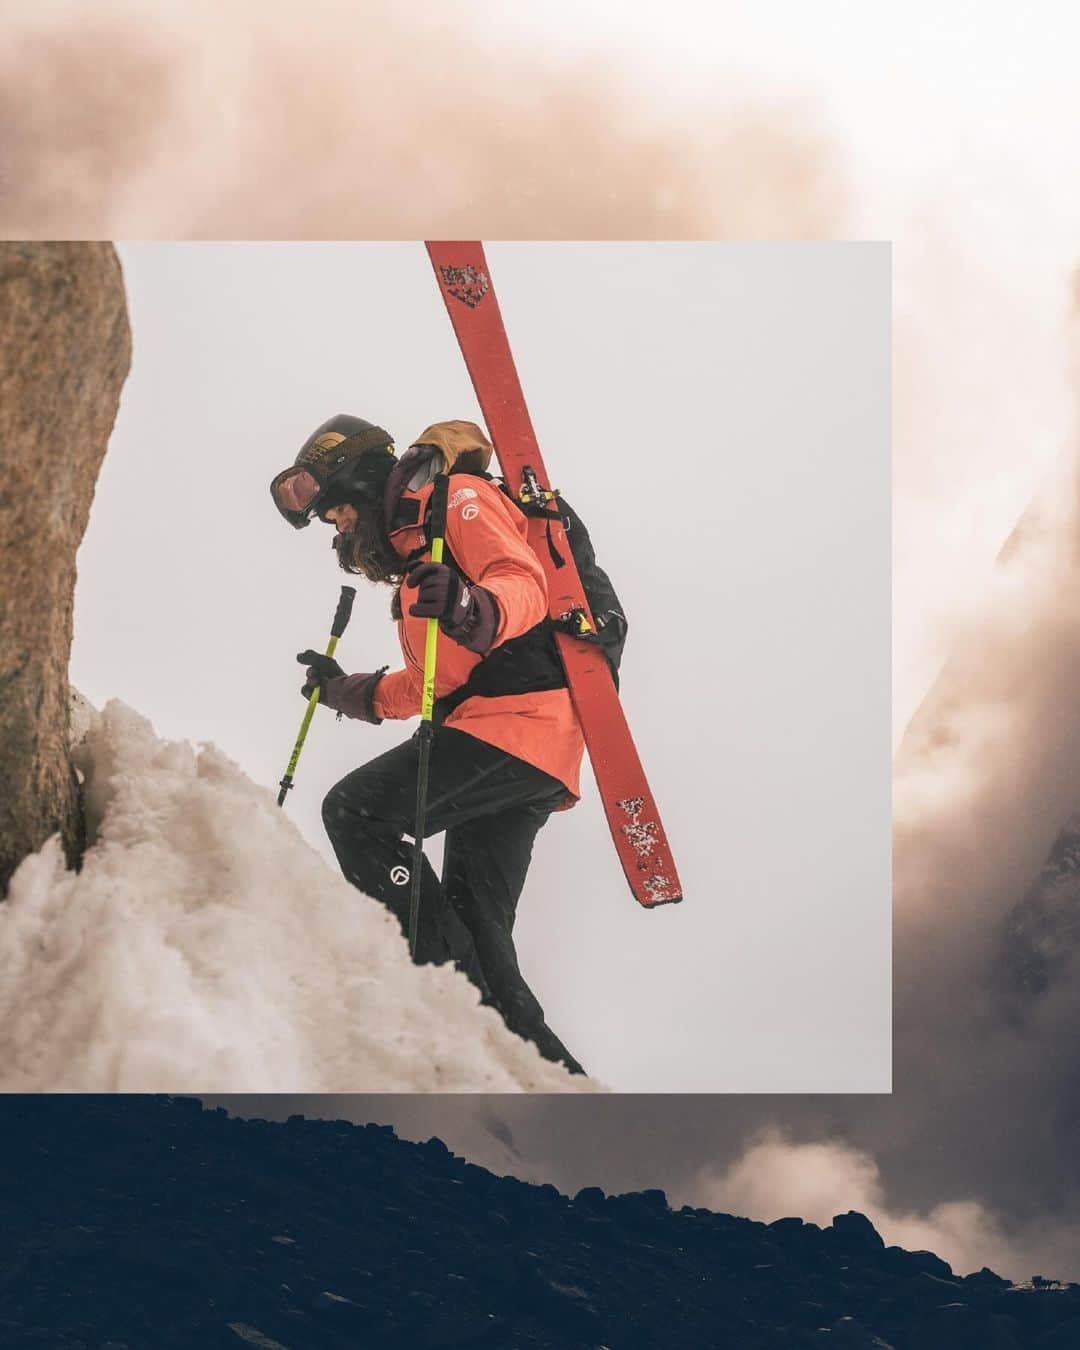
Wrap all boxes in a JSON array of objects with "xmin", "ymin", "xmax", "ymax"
[
  {"xmin": 408, "ymin": 474, "xmax": 449, "ymax": 958},
  {"xmin": 277, "ymin": 585, "xmax": 356, "ymax": 807}
]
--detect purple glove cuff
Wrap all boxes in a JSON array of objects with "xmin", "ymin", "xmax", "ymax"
[
  {"xmin": 323, "ymin": 668, "xmax": 387, "ymax": 723},
  {"xmin": 441, "ymin": 583, "xmax": 500, "ymax": 655}
]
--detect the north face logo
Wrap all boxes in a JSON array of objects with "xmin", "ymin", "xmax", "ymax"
[
  {"xmin": 298, "ymin": 430, "xmax": 346, "ymax": 466},
  {"xmin": 440, "ymin": 265, "xmax": 490, "ymax": 309}
]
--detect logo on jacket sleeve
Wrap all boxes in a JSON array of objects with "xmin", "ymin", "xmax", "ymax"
[
  {"xmin": 448, "ymin": 486, "xmax": 479, "ymax": 510},
  {"xmin": 440, "ymin": 265, "xmax": 490, "ymax": 309}
]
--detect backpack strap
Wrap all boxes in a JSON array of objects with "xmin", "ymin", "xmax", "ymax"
[{"xmin": 402, "ymin": 477, "xmax": 568, "ymax": 720}]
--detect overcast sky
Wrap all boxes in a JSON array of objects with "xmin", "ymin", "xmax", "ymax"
[{"xmin": 71, "ymin": 242, "xmax": 890, "ymax": 1092}]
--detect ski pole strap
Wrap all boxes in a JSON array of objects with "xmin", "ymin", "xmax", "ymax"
[
  {"xmin": 420, "ymin": 474, "xmax": 449, "ymax": 724},
  {"xmin": 277, "ymin": 584, "xmax": 356, "ymax": 807},
  {"xmin": 428, "ymin": 470, "xmax": 449, "ymax": 554}
]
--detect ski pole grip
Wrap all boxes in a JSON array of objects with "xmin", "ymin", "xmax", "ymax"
[{"xmin": 331, "ymin": 585, "xmax": 357, "ymax": 638}]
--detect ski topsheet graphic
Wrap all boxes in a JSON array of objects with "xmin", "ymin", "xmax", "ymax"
[{"xmin": 426, "ymin": 241, "xmax": 683, "ymax": 908}]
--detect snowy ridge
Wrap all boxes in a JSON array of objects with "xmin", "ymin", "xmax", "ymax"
[{"xmin": 0, "ymin": 698, "xmax": 597, "ymax": 1093}]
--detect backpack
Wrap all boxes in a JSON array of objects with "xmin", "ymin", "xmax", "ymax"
[{"xmin": 499, "ymin": 476, "xmax": 627, "ymax": 675}]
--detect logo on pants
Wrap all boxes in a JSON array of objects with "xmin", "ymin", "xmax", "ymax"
[{"xmin": 390, "ymin": 865, "xmax": 410, "ymax": 886}]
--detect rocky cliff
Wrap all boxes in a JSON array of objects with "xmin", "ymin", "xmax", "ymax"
[{"xmin": 0, "ymin": 242, "xmax": 131, "ymax": 893}]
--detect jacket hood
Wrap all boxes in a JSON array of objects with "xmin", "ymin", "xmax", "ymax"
[
  {"xmin": 411, "ymin": 420, "xmax": 494, "ymax": 473},
  {"xmin": 382, "ymin": 420, "xmax": 495, "ymax": 537}
]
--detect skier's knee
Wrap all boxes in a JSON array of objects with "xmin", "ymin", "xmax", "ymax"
[
  {"xmin": 322, "ymin": 776, "xmax": 385, "ymax": 845},
  {"xmin": 321, "ymin": 783, "xmax": 349, "ymax": 840}
]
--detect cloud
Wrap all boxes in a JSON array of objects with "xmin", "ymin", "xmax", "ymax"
[
  {"xmin": 0, "ymin": 1, "xmax": 850, "ymax": 239},
  {"xmin": 0, "ymin": 12, "xmax": 180, "ymax": 236},
  {"xmin": 890, "ymin": 214, "xmax": 1077, "ymax": 737},
  {"xmin": 682, "ymin": 1129, "xmax": 1042, "ymax": 1282}
]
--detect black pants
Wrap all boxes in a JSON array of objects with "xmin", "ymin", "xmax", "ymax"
[{"xmin": 321, "ymin": 725, "xmax": 583, "ymax": 1075}]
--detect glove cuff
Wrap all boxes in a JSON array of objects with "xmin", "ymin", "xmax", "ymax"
[
  {"xmin": 440, "ymin": 584, "xmax": 500, "ymax": 655},
  {"xmin": 324, "ymin": 668, "xmax": 387, "ymax": 723}
]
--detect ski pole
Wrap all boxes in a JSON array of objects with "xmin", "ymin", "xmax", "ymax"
[
  {"xmin": 277, "ymin": 585, "xmax": 356, "ymax": 807},
  {"xmin": 409, "ymin": 473, "xmax": 449, "ymax": 958}
]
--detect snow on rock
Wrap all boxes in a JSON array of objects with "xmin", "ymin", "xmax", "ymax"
[
  {"xmin": 0, "ymin": 698, "xmax": 597, "ymax": 1093},
  {"xmin": 69, "ymin": 686, "xmax": 96, "ymax": 748}
]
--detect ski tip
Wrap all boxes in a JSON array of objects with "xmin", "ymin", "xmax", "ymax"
[
  {"xmin": 629, "ymin": 868, "xmax": 682, "ymax": 908},
  {"xmin": 611, "ymin": 796, "xmax": 683, "ymax": 908},
  {"xmin": 638, "ymin": 885, "xmax": 683, "ymax": 909}
]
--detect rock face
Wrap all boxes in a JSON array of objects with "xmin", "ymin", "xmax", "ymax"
[
  {"xmin": 998, "ymin": 815, "xmax": 1080, "ymax": 1000},
  {"xmin": 0, "ymin": 1095, "xmax": 1075, "ymax": 1349},
  {"xmin": 0, "ymin": 242, "xmax": 130, "ymax": 894}
]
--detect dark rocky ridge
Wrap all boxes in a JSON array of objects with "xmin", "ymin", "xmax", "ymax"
[{"xmin": 0, "ymin": 1096, "xmax": 1074, "ymax": 1349}]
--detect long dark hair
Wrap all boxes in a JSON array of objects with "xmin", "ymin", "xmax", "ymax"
[{"xmin": 331, "ymin": 498, "xmax": 403, "ymax": 586}]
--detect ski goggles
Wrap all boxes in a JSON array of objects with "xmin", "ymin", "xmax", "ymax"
[{"xmin": 270, "ymin": 466, "xmax": 325, "ymax": 528}]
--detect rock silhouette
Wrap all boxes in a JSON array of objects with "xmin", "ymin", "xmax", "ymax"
[{"xmin": 0, "ymin": 1095, "xmax": 1074, "ymax": 1348}]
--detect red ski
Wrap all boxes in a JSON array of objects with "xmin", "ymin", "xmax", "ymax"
[{"xmin": 426, "ymin": 241, "xmax": 683, "ymax": 907}]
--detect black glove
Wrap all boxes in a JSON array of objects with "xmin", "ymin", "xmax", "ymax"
[
  {"xmin": 297, "ymin": 650, "xmax": 386, "ymax": 723},
  {"xmin": 297, "ymin": 650, "xmax": 345, "ymax": 700},
  {"xmin": 406, "ymin": 562, "xmax": 500, "ymax": 654}
]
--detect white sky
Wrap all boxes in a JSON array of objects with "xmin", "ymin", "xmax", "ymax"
[{"xmin": 71, "ymin": 242, "xmax": 891, "ymax": 1092}]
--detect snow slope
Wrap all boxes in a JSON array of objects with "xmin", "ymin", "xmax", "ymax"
[{"xmin": 0, "ymin": 695, "xmax": 597, "ymax": 1093}]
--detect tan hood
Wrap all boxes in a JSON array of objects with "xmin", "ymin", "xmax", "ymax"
[{"xmin": 411, "ymin": 420, "xmax": 494, "ymax": 474}]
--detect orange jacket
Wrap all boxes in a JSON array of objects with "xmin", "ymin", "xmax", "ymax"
[{"xmin": 372, "ymin": 475, "xmax": 585, "ymax": 798}]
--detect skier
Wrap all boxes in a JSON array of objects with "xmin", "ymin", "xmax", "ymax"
[{"xmin": 271, "ymin": 415, "xmax": 585, "ymax": 1075}]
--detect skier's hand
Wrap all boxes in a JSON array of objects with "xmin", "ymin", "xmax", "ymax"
[
  {"xmin": 297, "ymin": 650, "xmax": 387, "ymax": 723},
  {"xmin": 406, "ymin": 562, "xmax": 501, "ymax": 655},
  {"xmin": 406, "ymin": 561, "xmax": 462, "ymax": 620},
  {"xmin": 297, "ymin": 649, "xmax": 345, "ymax": 700}
]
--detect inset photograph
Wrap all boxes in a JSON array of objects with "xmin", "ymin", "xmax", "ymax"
[{"xmin": 0, "ymin": 241, "xmax": 890, "ymax": 1092}]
